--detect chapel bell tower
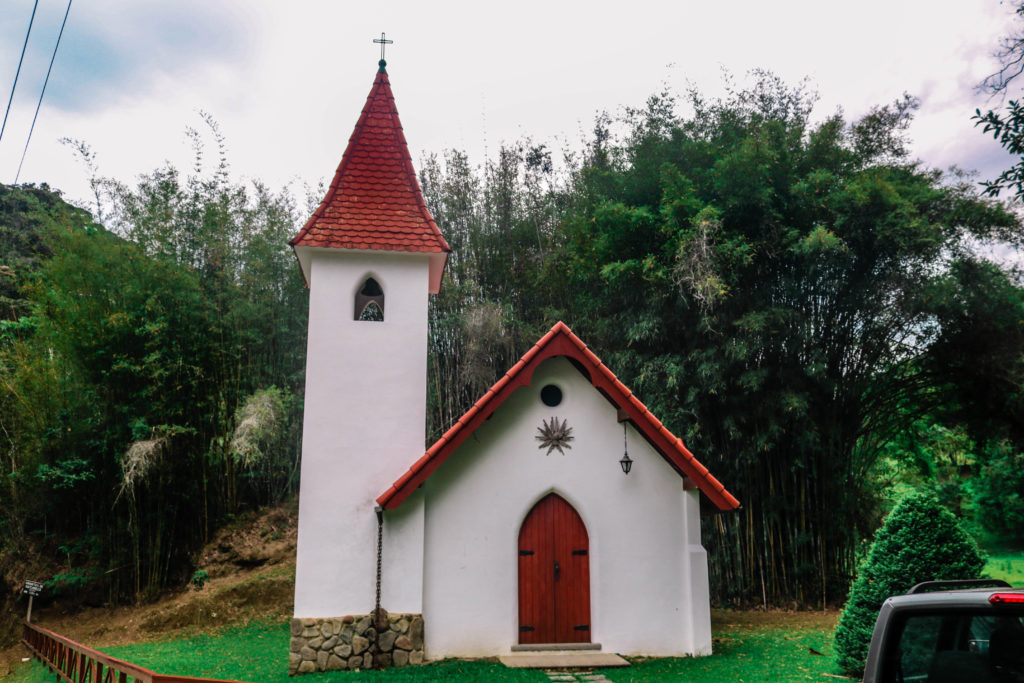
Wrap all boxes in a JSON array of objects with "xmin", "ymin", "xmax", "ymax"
[{"xmin": 289, "ymin": 54, "xmax": 449, "ymax": 627}]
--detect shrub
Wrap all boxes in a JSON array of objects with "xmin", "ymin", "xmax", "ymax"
[
  {"xmin": 833, "ymin": 491, "xmax": 985, "ymax": 674},
  {"xmin": 190, "ymin": 569, "xmax": 210, "ymax": 591}
]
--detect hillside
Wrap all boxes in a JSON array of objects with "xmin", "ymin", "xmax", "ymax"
[{"xmin": 1, "ymin": 501, "xmax": 298, "ymax": 678}]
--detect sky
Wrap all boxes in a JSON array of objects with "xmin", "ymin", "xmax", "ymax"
[{"xmin": 0, "ymin": 0, "xmax": 1020, "ymax": 213}]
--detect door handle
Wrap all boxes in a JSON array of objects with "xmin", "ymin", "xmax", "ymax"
[{"xmin": 554, "ymin": 561, "xmax": 560, "ymax": 581}]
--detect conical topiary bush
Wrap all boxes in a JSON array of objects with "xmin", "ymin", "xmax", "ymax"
[{"xmin": 833, "ymin": 491, "xmax": 985, "ymax": 675}]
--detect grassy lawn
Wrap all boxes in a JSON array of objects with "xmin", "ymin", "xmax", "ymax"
[
  {"xmin": 984, "ymin": 551, "xmax": 1024, "ymax": 586},
  {"xmin": 616, "ymin": 612, "xmax": 840, "ymax": 682},
  {"xmin": 11, "ymin": 611, "xmax": 846, "ymax": 682}
]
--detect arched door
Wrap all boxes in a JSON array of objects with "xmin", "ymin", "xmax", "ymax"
[{"xmin": 518, "ymin": 493, "xmax": 591, "ymax": 644}]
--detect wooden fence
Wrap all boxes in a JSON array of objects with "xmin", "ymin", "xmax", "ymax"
[{"xmin": 22, "ymin": 621, "xmax": 249, "ymax": 683}]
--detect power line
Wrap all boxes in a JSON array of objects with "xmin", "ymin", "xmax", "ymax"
[
  {"xmin": 0, "ymin": 0, "xmax": 40, "ymax": 146},
  {"xmin": 15, "ymin": 0, "xmax": 72, "ymax": 185}
]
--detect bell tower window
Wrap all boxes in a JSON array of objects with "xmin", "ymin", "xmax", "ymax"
[{"xmin": 355, "ymin": 277, "xmax": 385, "ymax": 321}]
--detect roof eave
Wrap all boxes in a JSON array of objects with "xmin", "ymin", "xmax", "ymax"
[
  {"xmin": 428, "ymin": 251, "xmax": 449, "ymax": 294},
  {"xmin": 293, "ymin": 245, "xmax": 312, "ymax": 286}
]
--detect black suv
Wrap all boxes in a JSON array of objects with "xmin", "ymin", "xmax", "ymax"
[{"xmin": 863, "ymin": 580, "xmax": 1024, "ymax": 682}]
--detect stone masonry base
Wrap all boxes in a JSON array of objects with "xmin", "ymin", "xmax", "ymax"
[{"xmin": 289, "ymin": 611, "xmax": 424, "ymax": 674}]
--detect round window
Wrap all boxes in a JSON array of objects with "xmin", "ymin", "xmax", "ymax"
[{"xmin": 540, "ymin": 384, "xmax": 562, "ymax": 407}]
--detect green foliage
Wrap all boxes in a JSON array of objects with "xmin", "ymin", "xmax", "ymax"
[
  {"xmin": 975, "ymin": 103, "xmax": 1024, "ymax": 197},
  {"xmin": 970, "ymin": 440, "xmax": 1024, "ymax": 543},
  {"xmin": 924, "ymin": 259, "xmax": 1024, "ymax": 447},
  {"xmin": 190, "ymin": 569, "xmax": 210, "ymax": 591},
  {"xmin": 974, "ymin": 3, "xmax": 1024, "ymax": 199},
  {"xmin": 546, "ymin": 73, "xmax": 1016, "ymax": 606},
  {"xmin": 35, "ymin": 456, "xmax": 95, "ymax": 490},
  {"xmin": 874, "ymin": 418, "xmax": 977, "ymax": 519},
  {"xmin": 420, "ymin": 143, "xmax": 566, "ymax": 440},
  {"xmin": 47, "ymin": 567, "xmax": 102, "ymax": 597},
  {"xmin": 0, "ymin": 183, "xmax": 79, "ymax": 322},
  {"xmin": 833, "ymin": 491, "xmax": 985, "ymax": 674},
  {"xmin": 1, "ymin": 117, "xmax": 308, "ymax": 604}
]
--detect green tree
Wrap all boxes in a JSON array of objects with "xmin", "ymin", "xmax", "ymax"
[
  {"xmin": 90, "ymin": 118, "xmax": 308, "ymax": 514},
  {"xmin": 924, "ymin": 258, "xmax": 1024, "ymax": 447},
  {"xmin": 970, "ymin": 440, "xmax": 1024, "ymax": 544},
  {"xmin": 833, "ymin": 491, "xmax": 985, "ymax": 675},
  {"xmin": 1, "ymin": 117, "xmax": 308, "ymax": 606},
  {"xmin": 0, "ymin": 183, "xmax": 79, "ymax": 321},
  {"xmin": 0, "ymin": 184, "xmax": 93, "ymax": 546},
  {"xmin": 874, "ymin": 416, "xmax": 977, "ymax": 519},
  {"xmin": 420, "ymin": 143, "xmax": 568, "ymax": 440},
  {"xmin": 974, "ymin": 2, "xmax": 1024, "ymax": 198},
  {"xmin": 24, "ymin": 220, "xmax": 223, "ymax": 598},
  {"xmin": 549, "ymin": 73, "xmax": 1017, "ymax": 606}
]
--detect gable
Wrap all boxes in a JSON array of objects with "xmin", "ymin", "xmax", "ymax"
[{"xmin": 377, "ymin": 321, "xmax": 740, "ymax": 511}]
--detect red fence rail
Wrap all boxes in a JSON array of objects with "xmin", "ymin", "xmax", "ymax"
[{"xmin": 22, "ymin": 621, "xmax": 250, "ymax": 683}]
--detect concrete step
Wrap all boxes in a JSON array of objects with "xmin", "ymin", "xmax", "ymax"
[
  {"xmin": 511, "ymin": 642, "xmax": 602, "ymax": 652},
  {"xmin": 498, "ymin": 651, "xmax": 630, "ymax": 669}
]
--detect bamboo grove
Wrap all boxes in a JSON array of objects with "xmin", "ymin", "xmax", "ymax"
[
  {"xmin": 1, "ymin": 123, "xmax": 309, "ymax": 607},
  {"xmin": 2, "ymin": 74, "xmax": 1023, "ymax": 613}
]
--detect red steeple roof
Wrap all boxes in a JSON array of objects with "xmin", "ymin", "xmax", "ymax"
[
  {"xmin": 377, "ymin": 321, "xmax": 741, "ymax": 512},
  {"xmin": 291, "ymin": 61, "xmax": 450, "ymax": 291}
]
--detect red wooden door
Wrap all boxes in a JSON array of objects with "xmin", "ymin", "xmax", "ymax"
[{"xmin": 518, "ymin": 494, "xmax": 591, "ymax": 643}]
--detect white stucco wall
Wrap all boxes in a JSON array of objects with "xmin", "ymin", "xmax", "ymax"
[
  {"xmin": 421, "ymin": 356, "xmax": 711, "ymax": 658},
  {"xmin": 293, "ymin": 247, "xmax": 428, "ymax": 618}
]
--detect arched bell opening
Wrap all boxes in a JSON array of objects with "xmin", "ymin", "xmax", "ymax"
[{"xmin": 354, "ymin": 277, "xmax": 385, "ymax": 321}]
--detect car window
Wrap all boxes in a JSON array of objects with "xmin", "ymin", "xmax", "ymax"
[
  {"xmin": 884, "ymin": 611, "xmax": 1024, "ymax": 683},
  {"xmin": 893, "ymin": 615, "xmax": 943, "ymax": 681}
]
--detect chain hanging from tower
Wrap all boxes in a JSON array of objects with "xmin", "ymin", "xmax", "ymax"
[{"xmin": 373, "ymin": 506, "xmax": 384, "ymax": 669}]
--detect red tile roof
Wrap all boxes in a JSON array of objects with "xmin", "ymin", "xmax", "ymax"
[
  {"xmin": 290, "ymin": 63, "xmax": 449, "ymax": 287},
  {"xmin": 377, "ymin": 321, "xmax": 741, "ymax": 512}
]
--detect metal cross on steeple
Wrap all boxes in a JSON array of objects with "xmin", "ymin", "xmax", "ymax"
[{"xmin": 373, "ymin": 32, "xmax": 393, "ymax": 61}]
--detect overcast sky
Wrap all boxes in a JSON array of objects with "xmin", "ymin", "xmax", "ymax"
[{"xmin": 0, "ymin": 1, "xmax": 1019, "ymax": 212}]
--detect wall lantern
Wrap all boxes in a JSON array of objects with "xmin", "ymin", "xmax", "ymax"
[{"xmin": 620, "ymin": 422, "xmax": 633, "ymax": 474}]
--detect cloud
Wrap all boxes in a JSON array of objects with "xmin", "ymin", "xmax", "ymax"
[
  {"xmin": 2, "ymin": 0, "xmax": 1022, "ymax": 209},
  {"xmin": 2, "ymin": 0, "xmax": 250, "ymax": 114}
]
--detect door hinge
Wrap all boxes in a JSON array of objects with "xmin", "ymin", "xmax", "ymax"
[
  {"xmin": 572, "ymin": 549, "xmax": 587, "ymax": 556},
  {"xmin": 574, "ymin": 624, "xmax": 589, "ymax": 631},
  {"xmin": 520, "ymin": 625, "xmax": 535, "ymax": 632},
  {"xmin": 519, "ymin": 549, "xmax": 534, "ymax": 556}
]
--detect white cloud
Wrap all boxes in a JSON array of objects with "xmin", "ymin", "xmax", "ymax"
[{"xmin": 0, "ymin": 0, "xmax": 1020, "ymax": 209}]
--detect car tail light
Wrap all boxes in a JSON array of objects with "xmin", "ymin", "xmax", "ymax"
[{"xmin": 989, "ymin": 593, "xmax": 1024, "ymax": 604}]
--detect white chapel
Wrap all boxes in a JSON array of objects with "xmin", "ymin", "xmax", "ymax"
[{"xmin": 287, "ymin": 57, "xmax": 740, "ymax": 673}]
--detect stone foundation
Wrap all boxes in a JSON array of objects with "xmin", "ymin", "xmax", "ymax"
[{"xmin": 288, "ymin": 611, "xmax": 424, "ymax": 674}]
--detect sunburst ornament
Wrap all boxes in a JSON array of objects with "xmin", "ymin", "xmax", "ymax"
[{"xmin": 536, "ymin": 416, "xmax": 574, "ymax": 455}]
